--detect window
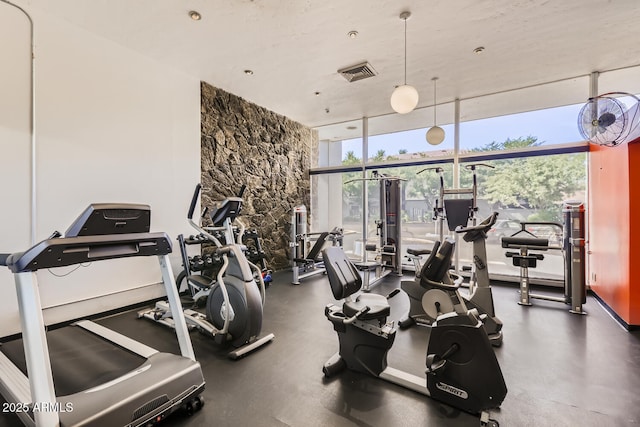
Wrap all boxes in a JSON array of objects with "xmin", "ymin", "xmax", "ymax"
[
  {"xmin": 366, "ymin": 102, "xmax": 456, "ymax": 163},
  {"xmin": 311, "ymin": 74, "xmax": 592, "ymax": 285},
  {"xmin": 459, "ymin": 104, "xmax": 585, "ymax": 153},
  {"xmin": 457, "ymin": 153, "xmax": 587, "ymax": 281},
  {"xmin": 315, "ymin": 119, "xmax": 362, "ymax": 168},
  {"xmin": 311, "ymin": 172, "xmax": 363, "ymax": 258}
]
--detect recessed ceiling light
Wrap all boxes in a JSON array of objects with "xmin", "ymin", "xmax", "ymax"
[
  {"xmin": 189, "ymin": 10, "xmax": 201, "ymax": 21},
  {"xmin": 348, "ymin": 31, "xmax": 358, "ymax": 39},
  {"xmin": 244, "ymin": 69, "xmax": 254, "ymax": 75},
  {"xmin": 473, "ymin": 46, "xmax": 485, "ymax": 54},
  {"xmin": 314, "ymin": 91, "xmax": 321, "ymax": 96}
]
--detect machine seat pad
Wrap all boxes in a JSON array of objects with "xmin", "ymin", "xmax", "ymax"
[
  {"xmin": 343, "ymin": 293, "xmax": 390, "ymax": 320},
  {"xmin": 353, "ymin": 261, "xmax": 379, "ymax": 271},
  {"xmin": 188, "ymin": 274, "xmax": 213, "ymax": 289},
  {"xmin": 407, "ymin": 248, "xmax": 432, "ymax": 256},
  {"xmin": 293, "ymin": 257, "xmax": 318, "ymax": 263},
  {"xmin": 501, "ymin": 236, "xmax": 549, "ymax": 249}
]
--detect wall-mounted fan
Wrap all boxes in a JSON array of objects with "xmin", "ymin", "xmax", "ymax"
[{"xmin": 577, "ymin": 92, "xmax": 640, "ymax": 147}]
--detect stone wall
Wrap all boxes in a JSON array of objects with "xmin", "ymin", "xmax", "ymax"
[{"xmin": 200, "ymin": 81, "xmax": 313, "ymax": 271}]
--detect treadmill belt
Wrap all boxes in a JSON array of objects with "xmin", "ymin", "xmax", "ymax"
[{"xmin": 0, "ymin": 324, "xmax": 146, "ymax": 397}]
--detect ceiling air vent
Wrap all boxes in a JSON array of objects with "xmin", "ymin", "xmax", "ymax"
[{"xmin": 338, "ymin": 62, "xmax": 377, "ymax": 83}]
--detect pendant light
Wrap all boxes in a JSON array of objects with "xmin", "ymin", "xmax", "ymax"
[
  {"xmin": 426, "ymin": 77, "xmax": 445, "ymax": 145},
  {"xmin": 390, "ymin": 11, "xmax": 419, "ymax": 114}
]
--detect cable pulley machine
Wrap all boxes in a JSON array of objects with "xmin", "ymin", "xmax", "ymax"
[{"xmin": 344, "ymin": 172, "xmax": 405, "ymax": 291}]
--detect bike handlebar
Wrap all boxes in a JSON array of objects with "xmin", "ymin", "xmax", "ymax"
[{"xmin": 456, "ymin": 212, "xmax": 499, "ymax": 233}]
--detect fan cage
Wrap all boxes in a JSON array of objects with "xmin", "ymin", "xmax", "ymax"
[{"xmin": 578, "ymin": 92, "xmax": 640, "ymax": 147}]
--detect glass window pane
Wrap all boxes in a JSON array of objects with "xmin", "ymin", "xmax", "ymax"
[
  {"xmin": 460, "ymin": 104, "xmax": 585, "ymax": 152},
  {"xmin": 362, "ymin": 163, "xmax": 454, "ymax": 268},
  {"xmin": 457, "ymin": 153, "xmax": 587, "ymax": 281},
  {"xmin": 366, "ymin": 102, "xmax": 456, "ymax": 163},
  {"xmin": 367, "ymin": 125, "xmax": 454, "ymax": 163},
  {"xmin": 312, "ymin": 172, "xmax": 364, "ymax": 259},
  {"xmin": 314, "ymin": 119, "xmax": 362, "ymax": 167},
  {"xmin": 460, "ymin": 76, "xmax": 589, "ymax": 151}
]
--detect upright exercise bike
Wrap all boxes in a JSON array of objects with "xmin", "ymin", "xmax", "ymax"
[
  {"xmin": 322, "ymin": 240, "xmax": 506, "ymax": 426},
  {"xmin": 399, "ymin": 214, "xmax": 503, "ymax": 346},
  {"xmin": 400, "ymin": 165, "xmax": 503, "ymax": 346},
  {"xmin": 139, "ymin": 184, "xmax": 274, "ymax": 359}
]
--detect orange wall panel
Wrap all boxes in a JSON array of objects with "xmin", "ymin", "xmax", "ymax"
[
  {"xmin": 627, "ymin": 142, "xmax": 640, "ymax": 325},
  {"xmin": 589, "ymin": 142, "xmax": 632, "ymax": 324}
]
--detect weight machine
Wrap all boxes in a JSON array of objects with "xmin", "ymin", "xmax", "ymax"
[
  {"xmin": 345, "ymin": 172, "xmax": 404, "ymax": 291},
  {"xmin": 290, "ymin": 205, "xmax": 344, "ymax": 285},
  {"xmin": 501, "ymin": 201, "xmax": 587, "ymax": 314}
]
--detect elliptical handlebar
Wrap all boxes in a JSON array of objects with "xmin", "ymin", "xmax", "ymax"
[
  {"xmin": 186, "ymin": 184, "xmax": 224, "ymax": 248},
  {"xmin": 0, "ymin": 253, "xmax": 9, "ymax": 266},
  {"xmin": 188, "ymin": 184, "xmax": 202, "ymax": 221}
]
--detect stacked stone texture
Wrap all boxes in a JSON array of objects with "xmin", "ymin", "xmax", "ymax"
[{"xmin": 200, "ymin": 81, "xmax": 313, "ymax": 270}]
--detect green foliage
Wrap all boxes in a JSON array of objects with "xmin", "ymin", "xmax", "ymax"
[
  {"xmin": 372, "ymin": 150, "xmax": 386, "ymax": 162},
  {"xmin": 466, "ymin": 136, "xmax": 586, "ymax": 222},
  {"xmin": 338, "ymin": 135, "xmax": 585, "ymax": 225},
  {"xmin": 342, "ymin": 151, "xmax": 361, "ymax": 165},
  {"xmin": 342, "ymin": 151, "xmax": 362, "ymax": 200},
  {"xmin": 470, "ymin": 136, "xmax": 542, "ymax": 152}
]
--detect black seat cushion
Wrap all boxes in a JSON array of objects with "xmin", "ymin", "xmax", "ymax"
[
  {"xmin": 343, "ymin": 293, "xmax": 390, "ymax": 320},
  {"xmin": 407, "ymin": 248, "xmax": 432, "ymax": 256},
  {"xmin": 420, "ymin": 239, "xmax": 455, "ymax": 288}
]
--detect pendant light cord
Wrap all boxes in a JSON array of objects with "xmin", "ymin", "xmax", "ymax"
[
  {"xmin": 433, "ymin": 78, "xmax": 437, "ymax": 125},
  {"xmin": 403, "ymin": 18, "xmax": 407, "ymax": 85}
]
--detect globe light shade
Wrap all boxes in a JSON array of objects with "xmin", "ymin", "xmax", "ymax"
[
  {"xmin": 390, "ymin": 85, "xmax": 419, "ymax": 114},
  {"xmin": 426, "ymin": 125, "xmax": 445, "ymax": 145}
]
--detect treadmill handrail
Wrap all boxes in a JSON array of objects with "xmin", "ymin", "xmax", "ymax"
[{"xmin": 5, "ymin": 232, "xmax": 172, "ymax": 273}]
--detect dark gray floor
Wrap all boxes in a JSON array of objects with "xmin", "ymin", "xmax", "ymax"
[{"xmin": 2, "ymin": 271, "xmax": 640, "ymax": 426}]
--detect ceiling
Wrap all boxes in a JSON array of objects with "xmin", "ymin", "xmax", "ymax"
[{"xmin": 21, "ymin": 0, "xmax": 640, "ymax": 138}]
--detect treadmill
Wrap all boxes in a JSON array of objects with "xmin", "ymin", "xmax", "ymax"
[{"xmin": 0, "ymin": 204, "xmax": 205, "ymax": 426}]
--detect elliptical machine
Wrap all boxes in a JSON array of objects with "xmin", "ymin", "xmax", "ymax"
[
  {"xmin": 322, "ymin": 240, "xmax": 506, "ymax": 426},
  {"xmin": 399, "ymin": 213, "xmax": 503, "ymax": 346},
  {"xmin": 139, "ymin": 184, "xmax": 274, "ymax": 359}
]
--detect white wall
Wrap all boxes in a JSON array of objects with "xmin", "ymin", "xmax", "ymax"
[{"xmin": 0, "ymin": 3, "xmax": 200, "ymax": 336}]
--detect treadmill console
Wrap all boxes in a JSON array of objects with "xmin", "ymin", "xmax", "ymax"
[{"xmin": 65, "ymin": 203, "xmax": 151, "ymax": 237}]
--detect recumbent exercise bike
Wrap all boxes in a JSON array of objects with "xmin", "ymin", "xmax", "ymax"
[
  {"xmin": 321, "ymin": 239, "xmax": 506, "ymax": 426},
  {"xmin": 399, "ymin": 213, "xmax": 503, "ymax": 346}
]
